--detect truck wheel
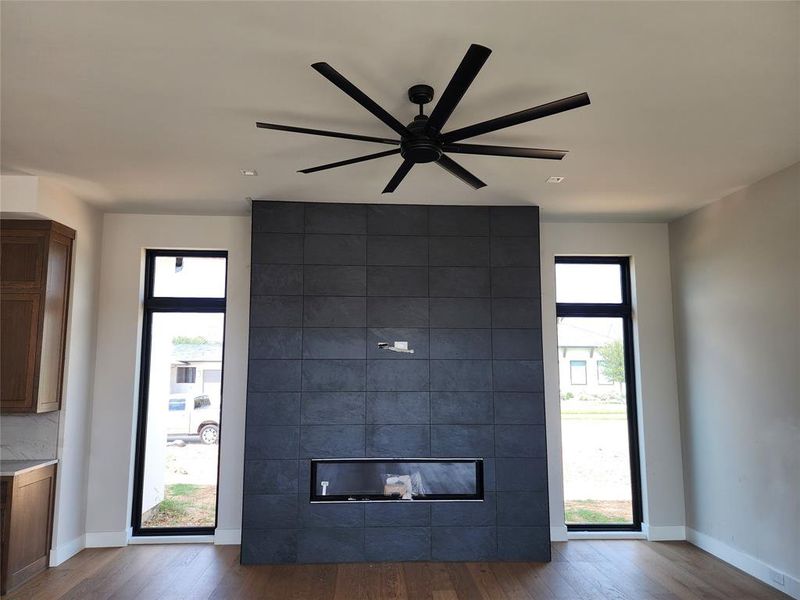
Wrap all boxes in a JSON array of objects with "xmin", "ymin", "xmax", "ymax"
[{"xmin": 199, "ymin": 424, "xmax": 219, "ymax": 445}]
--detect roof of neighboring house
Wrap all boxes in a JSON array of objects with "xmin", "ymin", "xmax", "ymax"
[
  {"xmin": 171, "ymin": 343, "xmax": 223, "ymax": 363},
  {"xmin": 557, "ymin": 321, "xmax": 618, "ymax": 348}
]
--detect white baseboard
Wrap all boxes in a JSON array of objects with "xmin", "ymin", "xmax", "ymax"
[
  {"xmin": 50, "ymin": 534, "xmax": 86, "ymax": 566},
  {"xmin": 550, "ymin": 525, "xmax": 568, "ymax": 542},
  {"xmin": 569, "ymin": 530, "xmax": 646, "ymax": 540},
  {"xmin": 686, "ymin": 528, "xmax": 799, "ymax": 599},
  {"xmin": 85, "ymin": 530, "xmax": 128, "ymax": 547},
  {"xmin": 646, "ymin": 525, "xmax": 686, "ymax": 541},
  {"xmin": 214, "ymin": 528, "xmax": 241, "ymax": 545}
]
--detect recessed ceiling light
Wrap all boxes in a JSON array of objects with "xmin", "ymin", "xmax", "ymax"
[
  {"xmin": 240, "ymin": 169, "xmax": 258, "ymax": 176},
  {"xmin": 546, "ymin": 176, "xmax": 565, "ymax": 184}
]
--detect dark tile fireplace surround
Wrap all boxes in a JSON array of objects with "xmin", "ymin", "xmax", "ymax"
[{"xmin": 242, "ymin": 202, "xmax": 548, "ymax": 564}]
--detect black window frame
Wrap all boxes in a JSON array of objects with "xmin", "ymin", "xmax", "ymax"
[
  {"xmin": 556, "ymin": 256, "xmax": 643, "ymax": 532},
  {"xmin": 131, "ymin": 249, "xmax": 228, "ymax": 537}
]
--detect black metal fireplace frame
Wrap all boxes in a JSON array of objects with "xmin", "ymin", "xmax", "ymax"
[{"xmin": 309, "ymin": 458, "xmax": 484, "ymax": 502}]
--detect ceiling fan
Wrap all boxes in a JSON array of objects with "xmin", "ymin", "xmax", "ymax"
[{"xmin": 256, "ymin": 44, "xmax": 590, "ymax": 193}]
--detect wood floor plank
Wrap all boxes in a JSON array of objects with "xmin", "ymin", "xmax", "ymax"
[{"xmin": 2, "ymin": 541, "xmax": 791, "ymax": 600}]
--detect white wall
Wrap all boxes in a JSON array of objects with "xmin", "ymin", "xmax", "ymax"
[
  {"xmin": 85, "ymin": 214, "xmax": 249, "ymax": 545},
  {"xmin": 0, "ymin": 175, "xmax": 104, "ymax": 565},
  {"xmin": 540, "ymin": 222, "xmax": 686, "ymax": 541},
  {"xmin": 670, "ymin": 162, "xmax": 800, "ymax": 596}
]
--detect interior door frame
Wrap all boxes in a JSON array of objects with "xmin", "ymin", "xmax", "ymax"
[
  {"xmin": 131, "ymin": 249, "xmax": 228, "ymax": 537},
  {"xmin": 555, "ymin": 255, "xmax": 643, "ymax": 532}
]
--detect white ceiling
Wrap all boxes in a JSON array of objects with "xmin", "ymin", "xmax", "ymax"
[{"xmin": 1, "ymin": 1, "xmax": 798, "ymax": 220}]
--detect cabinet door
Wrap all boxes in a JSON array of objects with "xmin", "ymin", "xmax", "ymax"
[
  {"xmin": 0, "ymin": 234, "xmax": 46, "ymax": 291},
  {"xmin": 0, "ymin": 294, "xmax": 41, "ymax": 412}
]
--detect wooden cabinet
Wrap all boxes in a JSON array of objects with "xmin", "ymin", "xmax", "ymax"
[
  {"xmin": 1, "ymin": 220, "xmax": 74, "ymax": 413},
  {"xmin": 0, "ymin": 463, "xmax": 57, "ymax": 595}
]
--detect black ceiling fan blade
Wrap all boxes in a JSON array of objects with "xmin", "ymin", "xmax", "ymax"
[
  {"xmin": 256, "ymin": 122, "xmax": 399, "ymax": 146},
  {"xmin": 441, "ymin": 92, "xmax": 591, "ymax": 143},
  {"xmin": 436, "ymin": 154, "xmax": 486, "ymax": 189},
  {"xmin": 312, "ymin": 62, "xmax": 410, "ymax": 138},
  {"xmin": 298, "ymin": 149, "xmax": 401, "ymax": 174},
  {"xmin": 425, "ymin": 44, "xmax": 492, "ymax": 134},
  {"xmin": 442, "ymin": 142, "xmax": 566, "ymax": 160},
  {"xmin": 382, "ymin": 159, "xmax": 414, "ymax": 194}
]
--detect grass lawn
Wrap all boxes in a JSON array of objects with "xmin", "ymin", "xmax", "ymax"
[
  {"xmin": 142, "ymin": 483, "xmax": 216, "ymax": 528},
  {"xmin": 565, "ymin": 500, "xmax": 633, "ymax": 524}
]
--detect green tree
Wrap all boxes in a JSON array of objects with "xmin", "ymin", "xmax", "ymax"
[
  {"xmin": 172, "ymin": 335, "xmax": 208, "ymax": 345},
  {"xmin": 598, "ymin": 340, "xmax": 625, "ymax": 384}
]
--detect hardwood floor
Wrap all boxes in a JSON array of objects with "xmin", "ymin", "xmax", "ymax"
[{"xmin": 2, "ymin": 540, "xmax": 790, "ymax": 600}]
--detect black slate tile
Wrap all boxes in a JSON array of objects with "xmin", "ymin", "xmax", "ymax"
[
  {"xmin": 429, "ymin": 236, "xmax": 489, "ymax": 266},
  {"xmin": 492, "ymin": 329, "xmax": 542, "ymax": 360},
  {"xmin": 303, "ymin": 265, "xmax": 366, "ymax": 296},
  {"xmin": 252, "ymin": 201, "xmax": 304, "ymax": 233},
  {"xmin": 431, "ymin": 424, "xmax": 494, "ymax": 457},
  {"xmin": 249, "ymin": 328, "xmax": 302, "ymax": 359},
  {"xmin": 430, "ymin": 392, "xmax": 493, "ymax": 424},
  {"xmin": 302, "ymin": 328, "xmax": 366, "ymax": 359},
  {"xmin": 491, "ymin": 237, "xmax": 539, "ymax": 267},
  {"xmin": 497, "ymin": 527, "xmax": 550, "ymax": 561},
  {"xmin": 367, "ymin": 205, "xmax": 428, "ymax": 235},
  {"xmin": 493, "ymin": 360, "xmax": 544, "ymax": 392},
  {"xmin": 490, "ymin": 206, "xmax": 539, "ymax": 237},
  {"xmin": 243, "ymin": 460, "xmax": 299, "ymax": 494},
  {"xmin": 431, "ymin": 527, "xmax": 496, "ymax": 561},
  {"xmin": 495, "ymin": 458, "xmax": 548, "ymax": 492},
  {"xmin": 365, "ymin": 527, "xmax": 431, "ymax": 561},
  {"xmin": 429, "ymin": 298, "xmax": 491, "ymax": 328},
  {"xmin": 250, "ymin": 296, "xmax": 302, "ymax": 327},
  {"xmin": 429, "ymin": 359, "xmax": 492, "ymax": 391},
  {"xmin": 366, "ymin": 425, "xmax": 430, "ymax": 456},
  {"xmin": 491, "ymin": 267, "xmax": 539, "ymax": 298},
  {"xmin": 248, "ymin": 360, "xmax": 301, "ymax": 392},
  {"xmin": 431, "ymin": 493, "xmax": 496, "ymax": 526},
  {"xmin": 302, "ymin": 359, "xmax": 365, "ymax": 391},
  {"xmin": 367, "ymin": 359, "xmax": 429, "ymax": 391},
  {"xmin": 429, "ymin": 206, "xmax": 489, "ymax": 236},
  {"xmin": 494, "ymin": 424, "xmax": 547, "ymax": 457},
  {"xmin": 251, "ymin": 264, "xmax": 302, "ymax": 295},
  {"xmin": 301, "ymin": 392, "xmax": 365, "ymax": 425},
  {"xmin": 245, "ymin": 425, "xmax": 299, "ymax": 458},
  {"xmin": 304, "ymin": 296, "xmax": 366, "ymax": 327},
  {"xmin": 299, "ymin": 503, "xmax": 364, "ymax": 528},
  {"xmin": 367, "ymin": 236, "xmax": 428, "ymax": 266},
  {"xmin": 367, "ymin": 266, "xmax": 428, "ymax": 297},
  {"xmin": 252, "ymin": 233, "xmax": 303, "ymax": 264},
  {"xmin": 429, "ymin": 267, "xmax": 490, "ymax": 297},
  {"xmin": 241, "ymin": 528, "xmax": 298, "ymax": 564},
  {"xmin": 367, "ymin": 328, "xmax": 429, "ymax": 359},
  {"xmin": 298, "ymin": 528, "xmax": 365, "ymax": 563},
  {"xmin": 299, "ymin": 425, "xmax": 366, "ymax": 457},
  {"xmin": 430, "ymin": 329, "xmax": 491, "ymax": 359},
  {"xmin": 246, "ymin": 392, "xmax": 300, "ymax": 425},
  {"xmin": 492, "ymin": 298, "xmax": 542, "ymax": 328},
  {"xmin": 496, "ymin": 491, "xmax": 549, "ymax": 526},
  {"xmin": 493, "ymin": 392, "xmax": 545, "ymax": 424},
  {"xmin": 366, "ymin": 392, "xmax": 430, "ymax": 424},
  {"xmin": 304, "ymin": 234, "xmax": 366, "ymax": 265},
  {"xmin": 242, "ymin": 494, "xmax": 298, "ymax": 529},
  {"xmin": 305, "ymin": 203, "xmax": 367, "ymax": 234},
  {"xmin": 365, "ymin": 503, "xmax": 430, "ymax": 527},
  {"xmin": 367, "ymin": 297, "xmax": 429, "ymax": 327}
]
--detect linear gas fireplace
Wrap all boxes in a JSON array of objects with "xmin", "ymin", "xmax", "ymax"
[{"xmin": 310, "ymin": 458, "xmax": 484, "ymax": 502}]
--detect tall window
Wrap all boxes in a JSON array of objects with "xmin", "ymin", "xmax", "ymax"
[
  {"xmin": 556, "ymin": 257, "xmax": 642, "ymax": 531},
  {"xmin": 132, "ymin": 250, "xmax": 227, "ymax": 536}
]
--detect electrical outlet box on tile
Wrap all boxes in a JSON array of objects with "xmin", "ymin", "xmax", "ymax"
[{"xmin": 242, "ymin": 202, "xmax": 548, "ymax": 564}]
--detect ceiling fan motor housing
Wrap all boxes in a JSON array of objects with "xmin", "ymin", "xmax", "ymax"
[{"xmin": 401, "ymin": 113, "xmax": 443, "ymax": 163}]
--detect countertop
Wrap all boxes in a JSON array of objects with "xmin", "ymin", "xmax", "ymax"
[{"xmin": 0, "ymin": 459, "xmax": 58, "ymax": 477}]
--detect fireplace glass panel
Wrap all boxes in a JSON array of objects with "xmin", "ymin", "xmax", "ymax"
[{"xmin": 310, "ymin": 459, "xmax": 483, "ymax": 501}]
